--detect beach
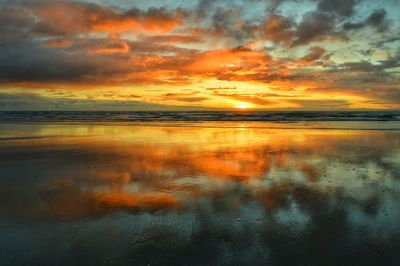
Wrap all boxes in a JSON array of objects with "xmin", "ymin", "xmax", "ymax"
[{"xmin": 1, "ymin": 120, "xmax": 400, "ymax": 265}]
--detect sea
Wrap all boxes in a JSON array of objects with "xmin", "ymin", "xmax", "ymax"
[{"xmin": 1, "ymin": 111, "xmax": 400, "ymax": 265}]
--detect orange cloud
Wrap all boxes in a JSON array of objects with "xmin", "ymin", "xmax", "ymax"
[
  {"xmin": 142, "ymin": 34, "xmax": 203, "ymax": 44},
  {"xmin": 93, "ymin": 40, "xmax": 130, "ymax": 54},
  {"xmin": 187, "ymin": 47, "xmax": 270, "ymax": 74},
  {"xmin": 298, "ymin": 46, "xmax": 328, "ymax": 65},
  {"xmin": 260, "ymin": 14, "xmax": 295, "ymax": 45},
  {"xmin": 32, "ymin": 2, "xmax": 183, "ymax": 36},
  {"xmin": 43, "ymin": 38, "xmax": 73, "ymax": 48},
  {"xmin": 213, "ymin": 92, "xmax": 274, "ymax": 106}
]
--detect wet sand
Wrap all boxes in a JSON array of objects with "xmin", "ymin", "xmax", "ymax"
[{"xmin": 1, "ymin": 122, "xmax": 400, "ymax": 265}]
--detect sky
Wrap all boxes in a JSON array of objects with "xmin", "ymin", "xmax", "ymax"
[{"xmin": 0, "ymin": 0, "xmax": 399, "ymax": 111}]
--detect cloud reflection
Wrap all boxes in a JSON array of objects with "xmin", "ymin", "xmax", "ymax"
[
  {"xmin": 0, "ymin": 123, "xmax": 399, "ymax": 218},
  {"xmin": 0, "ymin": 123, "xmax": 400, "ymax": 264}
]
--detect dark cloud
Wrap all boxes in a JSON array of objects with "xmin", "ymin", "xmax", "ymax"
[
  {"xmin": 30, "ymin": 2, "xmax": 184, "ymax": 36},
  {"xmin": 299, "ymin": 46, "xmax": 327, "ymax": 63},
  {"xmin": 0, "ymin": 39, "xmax": 142, "ymax": 83},
  {"xmin": 317, "ymin": 0, "xmax": 357, "ymax": 17},
  {"xmin": 260, "ymin": 14, "xmax": 295, "ymax": 45},
  {"xmin": 118, "ymin": 94, "xmax": 142, "ymax": 99},
  {"xmin": 0, "ymin": 6, "xmax": 34, "ymax": 43},
  {"xmin": 343, "ymin": 9, "xmax": 389, "ymax": 32},
  {"xmin": 0, "ymin": 0, "xmax": 185, "ymax": 44},
  {"xmin": 0, "ymin": 93, "xmax": 206, "ymax": 111},
  {"xmin": 0, "ymin": 0, "xmax": 398, "ymax": 110},
  {"xmin": 0, "ymin": 41, "xmax": 92, "ymax": 82},
  {"xmin": 291, "ymin": 11, "xmax": 345, "ymax": 46},
  {"xmin": 192, "ymin": 6, "xmax": 259, "ymax": 44},
  {"xmin": 161, "ymin": 92, "xmax": 208, "ymax": 102},
  {"xmin": 372, "ymin": 36, "xmax": 400, "ymax": 47},
  {"xmin": 341, "ymin": 51, "xmax": 400, "ymax": 73},
  {"xmin": 171, "ymin": 97, "xmax": 209, "ymax": 102},
  {"xmin": 141, "ymin": 34, "xmax": 203, "ymax": 44},
  {"xmin": 290, "ymin": 99, "xmax": 351, "ymax": 109},
  {"xmin": 210, "ymin": 7, "xmax": 248, "ymax": 41}
]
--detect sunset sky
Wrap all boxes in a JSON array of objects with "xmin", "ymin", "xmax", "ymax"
[{"xmin": 0, "ymin": 0, "xmax": 399, "ymax": 110}]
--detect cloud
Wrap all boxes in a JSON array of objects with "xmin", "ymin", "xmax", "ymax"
[
  {"xmin": 171, "ymin": 97, "xmax": 209, "ymax": 102},
  {"xmin": 30, "ymin": 1, "xmax": 184, "ymax": 36},
  {"xmin": 0, "ymin": 93, "xmax": 206, "ymax": 111},
  {"xmin": 92, "ymin": 40, "xmax": 130, "ymax": 54},
  {"xmin": 259, "ymin": 14, "xmax": 295, "ymax": 45},
  {"xmin": 317, "ymin": 0, "xmax": 357, "ymax": 17},
  {"xmin": 306, "ymin": 87, "xmax": 400, "ymax": 106},
  {"xmin": 209, "ymin": 7, "xmax": 247, "ymax": 41},
  {"xmin": 341, "ymin": 52, "xmax": 400, "ymax": 73},
  {"xmin": 0, "ymin": 0, "xmax": 399, "ymax": 110},
  {"xmin": 372, "ymin": 36, "xmax": 400, "ymax": 48},
  {"xmin": 0, "ymin": 5, "xmax": 35, "ymax": 44},
  {"xmin": 42, "ymin": 38, "xmax": 73, "ymax": 48},
  {"xmin": 187, "ymin": 46, "xmax": 272, "ymax": 76},
  {"xmin": 289, "ymin": 99, "xmax": 351, "ymax": 109},
  {"xmin": 118, "ymin": 94, "xmax": 142, "ymax": 99},
  {"xmin": 291, "ymin": 11, "xmax": 346, "ymax": 47},
  {"xmin": 298, "ymin": 46, "xmax": 327, "ymax": 64},
  {"xmin": 161, "ymin": 92, "xmax": 209, "ymax": 103},
  {"xmin": 206, "ymin": 87, "xmax": 237, "ymax": 91},
  {"xmin": 141, "ymin": 34, "xmax": 203, "ymax": 44},
  {"xmin": 213, "ymin": 92, "xmax": 274, "ymax": 106},
  {"xmin": 343, "ymin": 9, "xmax": 389, "ymax": 32}
]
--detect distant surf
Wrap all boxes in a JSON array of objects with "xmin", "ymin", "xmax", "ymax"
[{"xmin": 1, "ymin": 111, "xmax": 400, "ymax": 122}]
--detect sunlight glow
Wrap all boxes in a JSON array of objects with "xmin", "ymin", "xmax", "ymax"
[{"xmin": 236, "ymin": 102, "xmax": 251, "ymax": 109}]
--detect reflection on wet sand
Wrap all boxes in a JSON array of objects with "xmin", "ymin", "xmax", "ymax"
[{"xmin": 0, "ymin": 122, "xmax": 400, "ymax": 265}]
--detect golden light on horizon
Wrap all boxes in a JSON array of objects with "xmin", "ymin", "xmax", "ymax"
[{"xmin": 236, "ymin": 102, "xmax": 252, "ymax": 109}]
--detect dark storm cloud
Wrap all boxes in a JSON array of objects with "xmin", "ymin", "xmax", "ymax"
[
  {"xmin": 0, "ymin": 40, "xmax": 135, "ymax": 83},
  {"xmin": 0, "ymin": 42, "xmax": 88, "ymax": 82},
  {"xmin": 0, "ymin": 5, "xmax": 34, "ymax": 43}
]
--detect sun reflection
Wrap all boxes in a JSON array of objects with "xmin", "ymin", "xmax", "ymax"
[{"xmin": 1, "ymin": 123, "xmax": 398, "ymax": 220}]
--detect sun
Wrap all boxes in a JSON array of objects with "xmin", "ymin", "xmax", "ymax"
[{"xmin": 236, "ymin": 102, "xmax": 251, "ymax": 109}]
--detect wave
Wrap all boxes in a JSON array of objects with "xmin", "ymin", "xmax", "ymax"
[{"xmin": 1, "ymin": 111, "xmax": 400, "ymax": 122}]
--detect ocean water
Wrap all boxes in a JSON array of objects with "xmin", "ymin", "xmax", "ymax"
[
  {"xmin": 1, "ymin": 110, "xmax": 400, "ymax": 122},
  {"xmin": 1, "ymin": 112, "xmax": 400, "ymax": 265}
]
